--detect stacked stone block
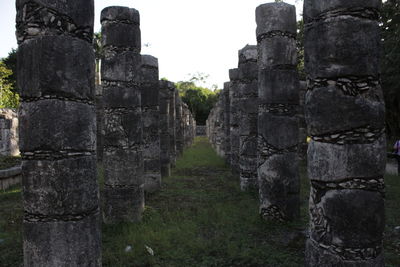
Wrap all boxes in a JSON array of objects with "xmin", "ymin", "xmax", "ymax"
[
  {"xmin": 16, "ymin": 0, "xmax": 101, "ymax": 265},
  {"xmin": 256, "ymin": 3, "xmax": 300, "ymax": 221},
  {"xmin": 168, "ymin": 83, "xmax": 177, "ymax": 166},
  {"xmin": 141, "ymin": 55, "xmax": 161, "ymax": 193},
  {"xmin": 229, "ymin": 68, "xmax": 241, "ymax": 174},
  {"xmin": 237, "ymin": 45, "xmax": 259, "ymax": 191},
  {"xmin": 96, "ymin": 85, "xmax": 104, "ymax": 162},
  {"xmin": 159, "ymin": 80, "xmax": 171, "ymax": 177},
  {"xmin": 303, "ymin": 1, "xmax": 385, "ymax": 265},
  {"xmin": 298, "ymin": 81, "xmax": 308, "ymax": 160},
  {"xmin": 223, "ymin": 82, "xmax": 231, "ymax": 165},
  {"xmin": 101, "ymin": 6, "xmax": 144, "ymax": 223},
  {"xmin": 175, "ymin": 91, "xmax": 185, "ymax": 157}
]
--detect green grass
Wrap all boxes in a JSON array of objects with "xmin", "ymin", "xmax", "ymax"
[{"xmin": 0, "ymin": 136, "xmax": 399, "ymax": 266}]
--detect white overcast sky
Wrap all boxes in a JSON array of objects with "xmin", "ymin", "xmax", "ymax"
[{"xmin": 0, "ymin": 0, "xmax": 303, "ymax": 89}]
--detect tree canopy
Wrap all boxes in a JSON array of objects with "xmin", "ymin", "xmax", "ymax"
[
  {"xmin": 382, "ymin": 0, "xmax": 400, "ymax": 138},
  {"xmin": 175, "ymin": 74, "xmax": 218, "ymax": 125}
]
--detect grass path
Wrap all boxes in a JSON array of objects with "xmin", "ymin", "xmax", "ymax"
[
  {"xmin": 1, "ymin": 136, "xmax": 399, "ymax": 266},
  {"xmin": 102, "ymin": 137, "xmax": 308, "ymax": 266}
]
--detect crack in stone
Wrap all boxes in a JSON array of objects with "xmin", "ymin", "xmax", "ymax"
[
  {"xmin": 258, "ymin": 135, "xmax": 298, "ymax": 160},
  {"xmin": 102, "ymin": 79, "xmax": 141, "ymax": 88},
  {"xmin": 103, "ymin": 45, "xmax": 141, "ymax": 57},
  {"xmin": 307, "ymin": 76, "xmax": 380, "ymax": 97},
  {"xmin": 16, "ymin": 1, "xmax": 93, "ymax": 44},
  {"xmin": 101, "ymin": 19, "xmax": 139, "ymax": 26},
  {"xmin": 257, "ymin": 30, "xmax": 296, "ymax": 43},
  {"xmin": 310, "ymin": 177, "xmax": 385, "ymax": 205},
  {"xmin": 259, "ymin": 103, "xmax": 298, "ymax": 116},
  {"xmin": 104, "ymin": 107, "xmax": 141, "ymax": 114},
  {"xmin": 304, "ymin": 7, "xmax": 380, "ymax": 26},
  {"xmin": 311, "ymin": 126, "xmax": 385, "ymax": 145},
  {"xmin": 21, "ymin": 95, "xmax": 94, "ymax": 106},
  {"xmin": 309, "ymin": 234, "xmax": 382, "ymax": 261},
  {"xmin": 21, "ymin": 151, "xmax": 95, "ymax": 160},
  {"xmin": 24, "ymin": 208, "xmax": 99, "ymax": 223}
]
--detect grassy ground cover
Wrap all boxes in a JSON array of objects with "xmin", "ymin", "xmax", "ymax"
[{"xmin": 0, "ymin": 137, "xmax": 399, "ymax": 266}]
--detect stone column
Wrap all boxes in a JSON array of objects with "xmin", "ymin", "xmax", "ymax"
[
  {"xmin": 229, "ymin": 68, "xmax": 240, "ymax": 174},
  {"xmin": 237, "ymin": 45, "xmax": 258, "ymax": 191},
  {"xmin": 159, "ymin": 80, "xmax": 171, "ymax": 177},
  {"xmin": 141, "ymin": 55, "xmax": 161, "ymax": 193},
  {"xmin": 101, "ymin": 6, "xmax": 144, "ymax": 223},
  {"xmin": 303, "ymin": 1, "xmax": 385, "ymax": 266},
  {"xmin": 168, "ymin": 84, "xmax": 177, "ymax": 166},
  {"xmin": 223, "ymin": 82, "xmax": 231, "ymax": 165},
  {"xmin": 96, "ymin": 84, "xmax": 104, "ymax": 163},
  {"xmin": 175, "ymin": 91, "xmax": 185, "ymax": 157},
  {"xmin": 183, "ymin": 103, "xmax": 191, "ymax": 148},
  {"xmin": 256, "ymin": 3, "xmax": 300, "ymax": 221},
  {"xmin": 16, "ymin": 0, "xmax": 101, "ymax": 265},
  {"xmin": 298, "ymin": 81, "xmax": 308, "ymax": 160}
]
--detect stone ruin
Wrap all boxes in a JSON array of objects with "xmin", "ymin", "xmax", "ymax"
[
  {"xmin": 101, "ymin": 6, "xmax": 144, "ymax": 223},
  {"xmin": 303, "ymin": 0, "xmax": 385, "ymax": 266},
  {"xmin": 141, "ymin": 55, "xmax": 161, "ymax": 193},
  {"xmin": 0, "ymin": 109, "xmax": 19, "ymax": 156},
  {"xmin": 256, "ymin": 3, "xmax": 300, "ymax": 221},
  {"xmin": 15, "ymin": 0, "xmax": 386, "ymax": 265},
  {"xmin": 16, "ymin": 2, "xmax": 196, "ymax": 265},
  {"xmin": 237, "ymin": 45, "xmax": 259, "ymax": 191},
  {"xmin": 206, "ymin": 1, "xmax": 386, "ymax": 265},
  {"xmin": 16, "ymin": 0, "xmax": 101, "ymax": 265}
]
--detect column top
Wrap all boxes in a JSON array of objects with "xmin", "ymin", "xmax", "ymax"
[{"xmin": 101, "ymin": 6, "xmax": 140, "ymax": 25}]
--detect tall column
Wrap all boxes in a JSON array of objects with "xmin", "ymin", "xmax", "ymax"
[
  {"xmin": 223, "ymin": 82, "xmax": 231, "ymax": 165},
  {"xmin": 256, "ymin": 3, "xmax": 300, "ymax": 221},
  {"xmin": 298, "ymin": 81, "xmax": 308, "ymax": 160},
  {"xmin": 96, "ymin": 85, "xmax": 104, "ymax": 163},
  {"xmin": 16, "ymin": 0, "xmax": 101, "ymax": 265},
  {"xmin": 183, "ymin": 104, "xmax": 191, "ymax": 148},
  {"xmin": 168, "ymin": 84, "xmax": 177, "ymax": 166},
  {"xmin": 159, "ymin": 80, "xmax": 171, "ymax": 177},
  {"xmin": 141, "ymin": 55, "xmax": 161, "ymax": 193},
  {"xmin": 303, "ymin": 1, "xmax": 385, "ymax": 266},
  {"xmin": 175, "ymin": 91, "xmax": 184, "ymax": 157},
  {"xmin": 101, "ymin": 6, "xmax": 144, "ymax": 223},
  {"xmin": 229, "ymin": 68, "xmax": 240, "ymax": 174},
  {"xmin": 237, "ymin": 45, "xmax": 258, "ymax": 191}
]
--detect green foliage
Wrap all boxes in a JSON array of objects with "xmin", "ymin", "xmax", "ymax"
[
  {"xmin": 2, "ymin": 49, "xmax": 17, "ymax": 94},
  {"xmin": 176, "ymin": 74, "xmax": 218, "ymax": 125},
  {"xmin": 296, "ymin": 19, "xmax": 306, "ymax": 80},
  {"xmin": 382, "ymin": 0, "xmax": 400, "ymax": 138},
  {"xmin": 0, "ymin": 61, "xmax": 19, "ymax": 109}
]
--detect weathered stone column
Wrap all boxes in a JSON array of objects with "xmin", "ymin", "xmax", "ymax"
[
  {"xmin": 223, "ymin": 82, "xmax": 231, "ymax": 165},
  {"xmin": 101, "ymin": 6, "xmax": 144, "ymax": 223},
  {"xmin": 256, "ymin": 3, "xmax": 300, "ymax": 221},
  {"xmin": 229, "ymin": 68, "xmax": 240, "ymax": 174},
  {"xmin": 237, "ymin": 45, "xmax": 258, "ymax": 191},
  {"xmin": 16, "ymin": 0, "xmax": 101, "ymax": 265},
  {"xmin": 159, "ymin": 80, "xmax": 171, "ymax": 177},
  {"xmin": 303, "ymin": 1, "xmax": 385, "ymax": 265},
  {"xmin": 183, "ymin": 103, "xmax": 191, "ymax": 148},
  {"xmin": 141, "ymin": 55, "xmax": 161, "ymax": 193},
  {"xmin": 175, "ymin": 91, "xmax": 185, "ymax": 157},
  {"xmin": 96, "ymin": 85, "xmax": 104, "ymax": 163},
  {"xmin": 168, "ymin": 84, "xmax": 177, "ymax": 166},
  {"xmin": 298, "ymin": 81, "xmax": 308, "ymax": 160}
]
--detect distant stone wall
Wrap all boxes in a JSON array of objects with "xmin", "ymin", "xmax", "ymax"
[
  {"xmin": 196, "ymin": 125, "xmax": 206, "ymax": 136},
  {"xmin": 0, "ymin": 109, "xmax": 19, "ymax": 156},
  {"xmin": 0, "ymin": 166, "xmax": 22, "ymax": 190}
]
